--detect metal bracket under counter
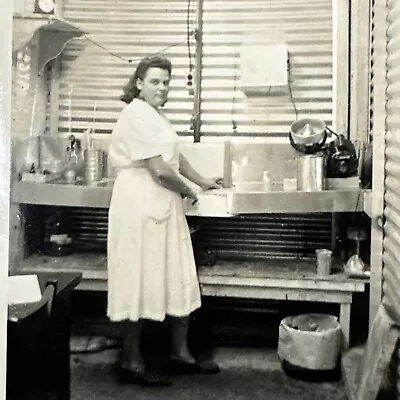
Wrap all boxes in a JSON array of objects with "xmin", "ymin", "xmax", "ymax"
[{"xmin": 11, "ymin": 180, "xmax": 371, "ymax": 215}]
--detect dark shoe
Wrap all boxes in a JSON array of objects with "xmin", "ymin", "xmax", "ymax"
[
  {"xmin": 166, "ymin": 358, "xmax": 199, "ymax": 374},
  {"xmin": 166, "ymin": 357, "xmax": 220, "ymax": 375},
  {"xmin": 195, "ymin": 359, "xmax": 221, "ymax": 374},
  {"xmin": 118, "ymin": 367, "xmax": 172, "ymax": 387}
]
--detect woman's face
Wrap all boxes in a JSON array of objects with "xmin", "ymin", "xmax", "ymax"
[{"xmin": 137, "ymin": 67, "xmax": 170, "ymax": 108}]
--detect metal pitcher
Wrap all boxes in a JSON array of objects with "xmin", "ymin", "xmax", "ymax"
[{"xmin": 296, "ymin": 155, "xmax": 325, "ymax": 191}]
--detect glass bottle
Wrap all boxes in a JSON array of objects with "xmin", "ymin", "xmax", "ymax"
[
  {"xmin": 73, "ymin": 139, "xmax": 84, "ymax": 178},
  {"xmin": 64, "ymin": 145, "xmax": 77, "ymax": 183},
  {"xmin": 262, "ymin": 170, "xmax": 272, "ymax": 192}
]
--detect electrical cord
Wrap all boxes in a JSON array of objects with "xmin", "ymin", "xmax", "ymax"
[
  {"xmin": 186, "ymin": 0, "xmax": 196, "ymax": 91},
  {"xmin": 231, "ymin": 59, "xmax": 239, "ymax": 133},
  {"xmin": 82, "ymin": 35, "xmax": 134, "ymax": 63},
  {"xmin": 187, "ymin": 0, "xmax": 193, "ymax": 72},
  {"xmin": 83, "ymin": 34, "xmax": 195, "ymax": 64},
  {"xmin": 287, "ymin": 55, "xmax": 298, "ymax": 120},
  {"xmin": 53, "ymin": 16, "xmax": 195, "ymax": 64}
]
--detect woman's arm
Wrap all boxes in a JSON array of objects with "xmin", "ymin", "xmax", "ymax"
[
  {"xmin": 145, "ymin": 155, "xmax": 198, "ymax": 201},
  {"xmin": 179, "ymin": 153, "xmax": 222, "ymax": 189}
]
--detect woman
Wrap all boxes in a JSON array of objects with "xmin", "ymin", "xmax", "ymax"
[{"xmin": 107, "ymin": 55, "xmax": 222, "ymax": 386}]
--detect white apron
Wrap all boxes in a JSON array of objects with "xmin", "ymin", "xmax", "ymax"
[{"xmin": 107, "ymin": 99, "xmax": 201, "ymax": 322}]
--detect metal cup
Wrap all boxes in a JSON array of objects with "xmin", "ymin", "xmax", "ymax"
[
  {"xmin": 84, "ymin": 149, "xmax": 105, "ymax": 184},
  {"xmin": 316, "ymin": 248, "xmax": 332, "ymax": 276},
  {"xmin": 297, "ymin": 155, "xmax": 325, "ymax": 191}
]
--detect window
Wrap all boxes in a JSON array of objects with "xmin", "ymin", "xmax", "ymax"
[
  {"xmin": 57, "ymin": 0, "xmax": 195, "ymax": 136},
  {"xmin": 56, "ymin": 0, "xmax": 344, "ymax": 140},
  {"xmin": 201, "ymin": 0, "xmax": 334, "ymax": 136}
]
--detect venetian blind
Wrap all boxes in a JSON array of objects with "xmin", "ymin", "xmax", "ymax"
[
  {"xmin": 201, "ymin": 0, "xmax": 333, "ymax": 136},
  {"xmin": 58, "ymin": 0, "xmax": 333, "ymax": 139},
  {"xmin": 58, "ymin": 0, "xmax": 197, "ymax": 136}
]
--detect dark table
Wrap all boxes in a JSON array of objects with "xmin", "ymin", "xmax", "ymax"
[{"xmin": 7, "ymin": 271, "xmax": 82, "ymax": 400}]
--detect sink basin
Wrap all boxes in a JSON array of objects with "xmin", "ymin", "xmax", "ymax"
[
  {"xmin": 232, "ymin": 181, "xmax": 284, "ymax": 193},
  {"xmin": 234, "ymin": 182, "xmax": 265, "ymax": 193},
  {"xmin": 185, "ymin": 189, "xmax": 231, "ymax": 217},
  {"xmin": 199, "ymin": 187, "xmax": 233, "ymax": 196},
  {"xmin": 51, "ymin": 178, "xmax": 114, "ymax": 187}
]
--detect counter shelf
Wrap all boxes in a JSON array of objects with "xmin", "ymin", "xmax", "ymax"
[
  {"xmin": 16, "ymin": 253, "xmax": 369, "ymax": 348},
  {"xmin": 12, "ymin": 181, "xmax": 371, "ymax": 215}
]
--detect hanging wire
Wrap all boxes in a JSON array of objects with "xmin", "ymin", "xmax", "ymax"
[
  {"xmin": 83, "ymin": 34, "xmax": 195, "ymax": 64},
  {"xmin": 186, "ymin": 0, "xmax": 194, "ymax": 72},
  {"xmin": 231, "ymin": 57, "xmax": 239, "ymax": 133},
  {"xmin": 287, "ymin": 55, "xmax": 298, "ymax": 120},
  {"xmin": 53, "ymin": 16, "xmax": 195, "ymax": 65},
  {"xmin": 82, "ymin": 35, "xmax": 134, "ymax": 63}
]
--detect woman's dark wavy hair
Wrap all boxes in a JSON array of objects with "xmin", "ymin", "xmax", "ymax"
[{"xmin": 120, "ymin": 55, "xmax": 172, "ymax": 104}]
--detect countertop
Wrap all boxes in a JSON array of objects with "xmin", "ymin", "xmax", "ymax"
[
  {"xmin": 16, "ymin": 253, "xmax": 368, "ymax": 292},
  {"xmin": 11, "ymin": 179, "xmax": 371, "ymax": 215}
]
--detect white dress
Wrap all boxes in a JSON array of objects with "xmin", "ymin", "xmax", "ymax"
[{"xmin": 107, "ymin": 98, "xmax": 201, "ymax": 322}]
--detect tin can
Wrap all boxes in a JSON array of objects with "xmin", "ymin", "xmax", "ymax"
[
  {"xmin": 297, "ymin": 155, "xmax": 325, "ymax": 191},
  {"xmin": 84, "ymin": 149, "xmax": 105, "ymax": 183},
  {"xmin": 316, "ymin": 249, "xmax": 332, "ymax": 276}
]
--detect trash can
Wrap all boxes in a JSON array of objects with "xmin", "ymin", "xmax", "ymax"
[{"xmin": 278, "ymin": 313, "xmax": 342, "ymax": 382}]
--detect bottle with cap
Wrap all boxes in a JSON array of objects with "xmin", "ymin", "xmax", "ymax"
[{"xmin": 64, "ymin": 146, "xmax": 76, "ymax": 183}]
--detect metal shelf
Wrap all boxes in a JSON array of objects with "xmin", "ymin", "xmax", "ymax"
[{"xmin": 11, "ymin": 181, "xmax": 371, "ymax": 215}]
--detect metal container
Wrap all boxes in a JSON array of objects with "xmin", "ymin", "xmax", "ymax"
[
  {"xmin": 296, "ymin": 155, "xmax": 325, "ymax": 191},
  {"xmin": 84, "ymin": 149, "xmax": 105, "ymax": 184},
  {"xmin": 290, "ymin": 118, "xmax": 326, "ymax": 146},
  {"xmin": 316, "ymin": 248, "xmax": 332, "ymax": 276}
]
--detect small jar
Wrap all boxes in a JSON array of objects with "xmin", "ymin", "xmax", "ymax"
[{"xmin": 64, "ymin": 168, "xmax": 76, "ymax": 183}]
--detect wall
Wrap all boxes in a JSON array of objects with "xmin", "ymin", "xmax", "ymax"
[
  {"xmin": 24, "ymin": 134, "xmax": 309, "ymax": 184},
  {"xmin": 1, "ymin": 2, "xmax": 13, "ymax": 400},
  {"xmin": 11, "ymin": 20, "xmax": 50, "ymax": 176},
  {"xmin": 10, "ymin": 0, "xmax": 349, "ymax": 179}
]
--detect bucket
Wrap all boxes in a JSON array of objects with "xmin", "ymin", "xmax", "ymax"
[
  {"xmin": 278, "ymin": 313, "xmax": 342, "ymax": 382},
  {"xmin": 297, "ymin": 155, "xmax": 325, "ymax": 191},
  {"xmin": 84, "ymin": 149, "xmax": 105, "ymax": 183}
]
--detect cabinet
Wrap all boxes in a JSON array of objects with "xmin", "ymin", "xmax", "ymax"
[{"xmin": 7, "ymin": 272, "xmax": 81, "ymax": 400}]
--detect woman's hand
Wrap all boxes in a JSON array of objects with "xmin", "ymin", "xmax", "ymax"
[
  {"xmin": 181, "ymin": 187, "xmax": 199, "ymax": 205},
  {"xmin": 187, "ymin": 190, "xmax": 199, "ymax": 205},
  {"xmin": 200, "ymin": 177, "xmax": 224, "ymax": 190}
]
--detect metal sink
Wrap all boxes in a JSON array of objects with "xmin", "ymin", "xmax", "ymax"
[
  {"xmin": 184, "ymin": 184, "xmax": 366, "ymax": 215},
  {"xmin": 52, "ymin": 178, "xmax": 114, "ymax": 188},
  {"xmin": 227, "ymin": 189, "xmax": 366, "ymax": 214}
]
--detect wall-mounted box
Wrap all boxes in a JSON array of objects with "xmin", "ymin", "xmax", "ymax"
[{"xmin": 240, "ymin": 43, "xmax": 288, "ymax": 93}]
